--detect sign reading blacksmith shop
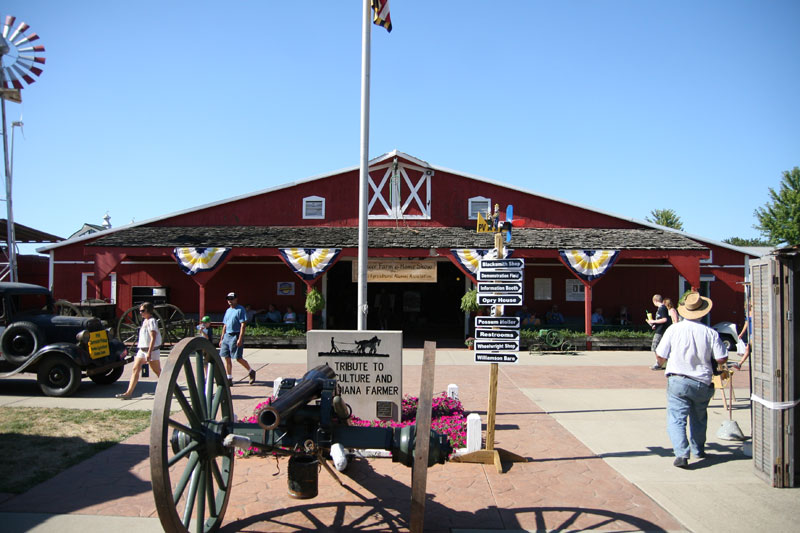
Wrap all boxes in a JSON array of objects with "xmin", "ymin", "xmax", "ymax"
[{"xmin": 307, "ymin": 330, "xmax": 402, "ymax": 421}]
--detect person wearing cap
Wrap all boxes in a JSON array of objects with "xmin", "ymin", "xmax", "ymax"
[
  {"xmin": 220, "ymin": 292, "xmax": 256, "ymax": 386},
  {"xmin": 197, "ymin": 315, "xmax": 214, "ymax": 344},
  {"xmin": 655, "ymin": 292, "xmax": 728, "ymax": 468}
]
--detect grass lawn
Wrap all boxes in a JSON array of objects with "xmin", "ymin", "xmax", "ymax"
[{"xmin": 0, "ymin": 407, "xmax": 151, "ymax": 494}]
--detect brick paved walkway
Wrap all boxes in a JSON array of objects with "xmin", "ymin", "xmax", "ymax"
[{"xmin": 0, "ymin": 356, "xmax": 688, "ymax": 532}]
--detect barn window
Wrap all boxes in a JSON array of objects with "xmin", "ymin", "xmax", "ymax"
[
  {"xmin": 303, "ymin": 196, "xmax": 325, "ymax": 219},
  {"xmin": 468, "ymin": 196, "xmax": 490, "ymax": 220}
]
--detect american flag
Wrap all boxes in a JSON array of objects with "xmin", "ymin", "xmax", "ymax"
[{"xmin": 371, "ymin": 0, "xmax": 392, "ymax": 32}]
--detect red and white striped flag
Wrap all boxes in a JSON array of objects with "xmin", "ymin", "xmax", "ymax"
[{"xmin": 371, "ymin": 0, "xmax": 392, "ymax": 32}]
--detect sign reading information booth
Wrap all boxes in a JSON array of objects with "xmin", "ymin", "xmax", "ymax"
[{"xmin": 307, "ymin": 330, "xmax": 403, "ymax": 422}]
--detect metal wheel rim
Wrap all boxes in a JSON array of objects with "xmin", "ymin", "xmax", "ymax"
[
  {"xmin": 54, "ymin": 299, "xmax": 82, "ymax": 317},
  {"xmin": 159, "ymin": 303, "xmax": 188, "ymax": 345},
  {"xmin": 117, "ymin": 306, "xmax": 167, "ymax": 350},
  {"xmin": 117, "ymin": 306, "xmax": 143, "ymax": 348},
  {"xmin": 150, "ymin": 336, "xmax": 234, "ymax": 533}
]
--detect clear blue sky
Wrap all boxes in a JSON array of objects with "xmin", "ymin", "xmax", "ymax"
[{"xmin": 5, "ymin": 1, "xmax": 798, "ymax": 253}]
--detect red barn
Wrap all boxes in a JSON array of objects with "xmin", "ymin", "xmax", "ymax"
[{"xmin": 37, "ymin": 151, "xmax": 759, "ymax": 344}]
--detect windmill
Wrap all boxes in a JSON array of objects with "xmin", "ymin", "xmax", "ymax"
[{"xmin": 1, "ymin": 15, "xmax": 45, "ymax": 281}]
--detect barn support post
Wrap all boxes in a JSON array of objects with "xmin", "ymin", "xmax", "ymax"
[
  {"xmin": 305, "ymin": 280, "xmax": 314, "ymax": 332},
  {"xmin": 583, "ymin": 282, "xmax": 593, "ymax": 347},
  {"xmin": 188, "ymin": 253, "xmax": 235, "ymax": 319}
]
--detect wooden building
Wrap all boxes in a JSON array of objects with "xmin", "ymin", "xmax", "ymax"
[{"xmin": 37, "ymin": 151, "xmax": 759, "ymax": 344}]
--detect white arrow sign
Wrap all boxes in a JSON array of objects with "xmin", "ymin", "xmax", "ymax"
[
  {"xmin": 475, "ymin": 352, "xmax": 519, "ymax": 364},
  {"xmin": 475, "ymin": 340, "xmax": 520, "ymax": 351},
  {"xmin": 477, "ymin": 294, "xmax": 523, "ymax": 306},
  {"xmin": 475, "ymin": 328, "xmax": 520, "ymax": 341},
  {"xmin": 479, "ymin": 258, "xmax": 524, "ymax": 270},
  {"xmin": 478, "ymin": 282, "xmax": 523, "ymax": 294},
  {"xmin": 477, "ymin": 270, "xmax": 524, "ymax": 281},
  {"xmin": 475, "ymin": 316, "xmax": 520, "ymax": 328}
]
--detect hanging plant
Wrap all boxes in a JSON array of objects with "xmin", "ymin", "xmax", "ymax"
[
  {"xmin": 460, "ymin": 289, "xmax": 480, "ymax": 313},
  {"xmin": 305, "ymin": 287, "xmax": 325, "ymax": 314}
]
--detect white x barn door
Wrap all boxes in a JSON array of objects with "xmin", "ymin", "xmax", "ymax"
[{"xmin": 368, "ymin": 160, "xmax": 432, "ymax": 219}]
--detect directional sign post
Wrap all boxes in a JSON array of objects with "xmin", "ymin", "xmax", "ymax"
[{"xmin": 454, "ymin": 222, "xmax": 526, "ymax": 472}]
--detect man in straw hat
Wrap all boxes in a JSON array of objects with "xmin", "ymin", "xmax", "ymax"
[{"xmin": 655, "ymin": 292, "xmax": 728, "ymax": 468}]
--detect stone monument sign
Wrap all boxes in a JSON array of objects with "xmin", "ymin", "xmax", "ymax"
[{"xmin": 307, "ymin": 330, "xmax": 403, "ymax": 421}]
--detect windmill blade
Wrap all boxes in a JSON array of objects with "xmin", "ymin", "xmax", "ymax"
[
  {"xmin": 3, "ymin": 67, "xmax": 23, "ymax": 89},
  {"xmin": 19, "ymin": 54, "xmax": 47, "ymax": 65},
  {"xmin": 14, "ymin": 32, "xmax": 40, "ymax": 47},
  {"xmin": 2, "ymin": 15, "xmax": 16, "ymax": 38},
  {"xmin": 11, "ymin": 64, "xmax": 35, "ymax": 85},
  {"xmin": 18, "ymin": 44, "xmax": 45, "ymax": 53},
  {"xmin": 8, "ymin": 21, "xmax": 29, "ymax": 42}
]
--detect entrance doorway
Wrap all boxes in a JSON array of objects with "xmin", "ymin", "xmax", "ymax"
[{"xmin": 325, "ymin": 260, "xmax": 466, "ymax": 347}]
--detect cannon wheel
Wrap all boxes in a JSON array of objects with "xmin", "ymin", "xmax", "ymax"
[
  {"xmin": 116, "ymin": 305, "xmax": 167, "ymax": 350},
  {"xmin": 54, "ymin": 299, "xmax": 82, "ymax": 317},
  {"xmin": 158, "ymin": 304, "xmax": 194, "ymax": 346},
  {"xmin": 150, "ymin": 336, "xmax": 235, "ymax": 533}
]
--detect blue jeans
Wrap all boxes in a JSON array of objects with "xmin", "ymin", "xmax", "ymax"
[
  {"xmin": 219, "ymin": 334, "xmax": 243, "ymax": 359},
  {"xmin": 666, "ymin": 375, "xmax": 715, "ymax": 458}
]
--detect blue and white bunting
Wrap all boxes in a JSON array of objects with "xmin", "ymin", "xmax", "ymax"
[
  {"xmin": 559, "ymin": 250, "xmax": 620, "ymax": 282},
  {"xmin": 173, "ymin": 247, "xmax": 231, "ymax": 275},
  {"xmin": 278, "ymin": 248, "xmax": 342, "ymax": 281}
]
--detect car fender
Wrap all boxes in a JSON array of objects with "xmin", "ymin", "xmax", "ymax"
[
  {"xmin": 0, "ymin": 343, "xmax": 81, "ymax": 378},
  {"xmin": 712, "ymin": 321, "xmax": 745, "ymax": 353},
  {"xmin": 35, "ymin": 343, "xmax": 88, "ymax": 366}
]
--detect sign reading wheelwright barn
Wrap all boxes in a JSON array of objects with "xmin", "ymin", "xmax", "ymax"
[{"xmin": 307, "ymin": 330, "xmax": 403, "ymax": 421}]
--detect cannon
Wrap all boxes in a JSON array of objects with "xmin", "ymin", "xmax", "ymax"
[{"xmin": 150, "ymin": 336, "xmax": 452, "ymax": 533}]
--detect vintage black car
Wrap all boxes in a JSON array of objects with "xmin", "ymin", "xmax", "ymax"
[{"xmin": 0, "ymin": 282, "xmax": 130, "ymax": 396}]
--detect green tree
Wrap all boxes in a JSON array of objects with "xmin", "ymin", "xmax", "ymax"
[
  {"xmin": 646, "ymin": 208, "xmax": 684, "ymax": 230},
  {"xmin": 754, "ymin": 167, "xmax": 800, "ymax": 246},
  {"xmin": 722, "ymin": 236, "xmax": 770, "ymax": 247}
]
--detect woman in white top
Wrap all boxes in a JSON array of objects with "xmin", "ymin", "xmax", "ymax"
[{"xmin": 117, "ymin": 302, "xmax": 162, "ymax": 399}]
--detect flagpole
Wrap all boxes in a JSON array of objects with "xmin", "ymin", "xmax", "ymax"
[{"xmin": 357, "ymin": 0, "xmax": 371, "ymax": 330}]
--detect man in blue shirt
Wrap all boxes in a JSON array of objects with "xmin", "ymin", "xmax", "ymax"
[{"xmin": 219, "ymin": 292, "xmax": 256, "ymax": 386}]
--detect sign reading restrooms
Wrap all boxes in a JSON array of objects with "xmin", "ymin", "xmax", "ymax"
[{"xmin": 307, "ymin": 330, "xmax": 403, "ymax": 421}]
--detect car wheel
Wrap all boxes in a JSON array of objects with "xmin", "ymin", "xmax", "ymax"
[
  {"xmin": 1, "ymin": 321, "xmax": 44, "ymax": 365},
  {"xmin": 720, "ymin": 334, "xmax": 737, "ymax": 351},
  {"xmin": 37, "ymin": 354, "xmax": 82, "ymax": 397},
  {"xmin": 89, "ymin": 366, "xmax": 124, "ymax": 385}
]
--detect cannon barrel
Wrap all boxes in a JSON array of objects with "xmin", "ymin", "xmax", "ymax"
[{"xmin": 257, "ymin": 364, "xmax": 336, "ymax": 430}]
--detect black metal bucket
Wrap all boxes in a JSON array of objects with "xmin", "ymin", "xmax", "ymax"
[{"xmin": 287, "ymin": 454, "xmax": 319, "ymax": 499}]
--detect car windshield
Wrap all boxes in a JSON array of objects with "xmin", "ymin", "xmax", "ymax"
[{"xmin": 14, "ymin": 293, "xmax": 52, "ymax": 315}]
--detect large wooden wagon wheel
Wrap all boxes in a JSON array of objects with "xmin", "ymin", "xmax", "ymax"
[
  {"xmin": 150, "ymin": 337, "xmax": 235, "ymax": 533},
  {"xmin": 157, "ymin": 304, "xmax": 195, "ymax": 346},
  {"xmin": 54, "ymin": 299, "xmax": 81, "ymax": 317},
  {"xmin": 116, "ymin": 305, "xmax": 167, "ymax": 349}
]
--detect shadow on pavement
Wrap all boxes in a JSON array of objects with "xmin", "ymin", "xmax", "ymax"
[{"xmin": 222, "ymin": 457, "xmax": 671, "ymax": 533}]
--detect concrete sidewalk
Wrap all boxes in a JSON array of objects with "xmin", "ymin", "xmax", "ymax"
[{"xmin": 1, "ymin": 348, "xmax": 797, "ymax": 532}]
